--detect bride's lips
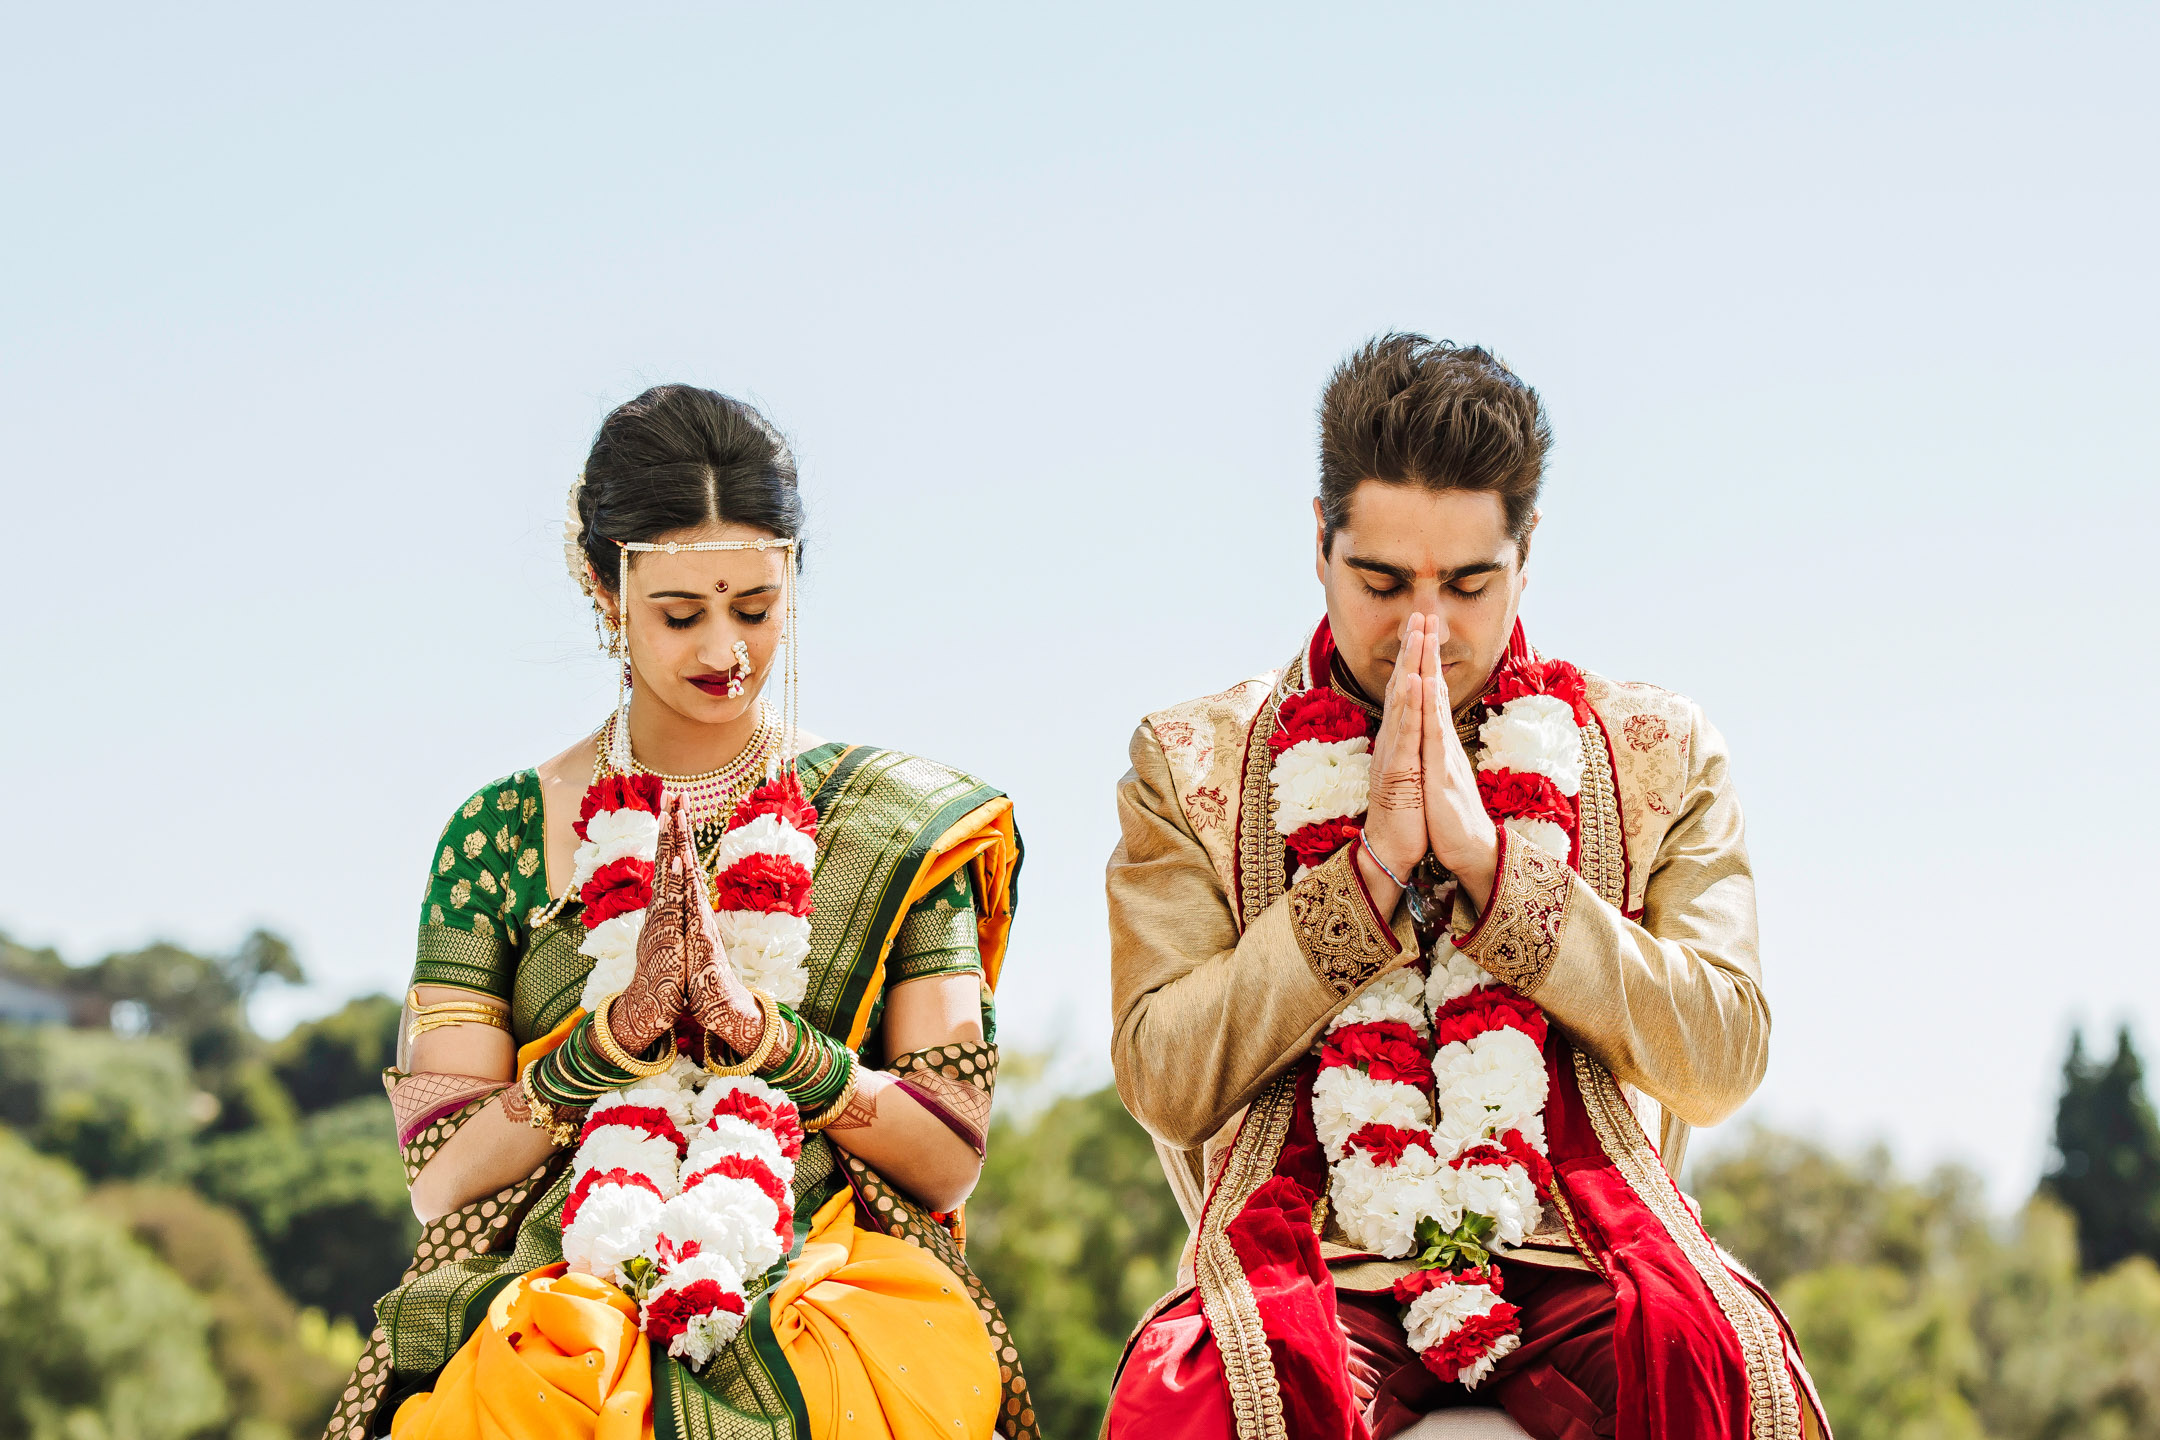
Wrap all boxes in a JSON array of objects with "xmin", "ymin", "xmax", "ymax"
[{"xmin": 687, "ymin": 673, "xmax": 733, "ymax": 696}]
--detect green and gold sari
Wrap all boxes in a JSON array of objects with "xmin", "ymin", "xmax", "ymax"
[{"xmin": 324, "ymin": 742, "xmax": 1038, "ymax": 1440}]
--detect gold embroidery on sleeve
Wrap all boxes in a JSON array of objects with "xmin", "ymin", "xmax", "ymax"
[
  {"xmin": 1285, "ymin": 844, "xmax": 1404, "ymax": 996},
  {"xmin": 1459, "ymin": 836, "xmax": 1575, "ymax": 994}
]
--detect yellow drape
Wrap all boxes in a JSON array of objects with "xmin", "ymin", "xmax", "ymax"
[
  {"xmin": 390, "ymin": 1195, "xmax": 1000, "ymax": 1440},
  {"xmin": 772, "ymin": 1191, "xmax": 1002, "ymax": 1440},
  {"xmin": 390, "ymin": 1267, "xmax": 651, "ymax": 1440}
]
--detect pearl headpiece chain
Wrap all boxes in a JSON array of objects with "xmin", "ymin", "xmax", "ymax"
[{"xmin": 608, "ymin": 536, "xmax": 803, "ymax": 781}]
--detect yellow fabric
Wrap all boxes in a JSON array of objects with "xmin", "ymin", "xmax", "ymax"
[
  {"xmin": 841, "ymin": 797, "xmax": 1019, "ymax": 1051},
  {"xmin": 771, "ymin": 1191, "xmax": 1001, "ymax": 1440},
  {"xmin": 390, "ymin": 1266, "xmax": 652, "ymax": 1440},
  {"xmin": 517, "ymin": 1007, "xmax": 587, "ymax": 1072}
]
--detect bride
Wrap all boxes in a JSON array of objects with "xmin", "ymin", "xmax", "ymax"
[{"xmin": 324, "ymin": 386, "xmax": 1034, "ymax": 1440}]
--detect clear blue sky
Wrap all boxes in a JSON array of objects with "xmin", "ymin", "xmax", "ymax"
[{"xmin": 3, "ymin": 3, "xmax": 2154, "ymax": 1200}]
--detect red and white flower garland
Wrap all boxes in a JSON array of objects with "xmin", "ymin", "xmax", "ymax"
[
  {"xmin": 1269, "ymin": 654, "xmax": 1587, "ymax": 1386},
  {"xmin": 556, "ymin": 767, "xmax": 821, "ymax": 1363}
]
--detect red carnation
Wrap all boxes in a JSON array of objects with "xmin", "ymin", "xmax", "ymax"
[
  {"xmin": 1269, "ymin": 688, "xmax": 1372, "ymax": 754},
  {"xmin": 1475, "ymin": 770, "xmax": 1576, "ymax": 829},
  {"xmin": 560, "ymin": 1166, "xmax": 664, "ymax": 1229},
  {"xmin": 707, "ymin": 1090, "xmax": 805, "ymax": 1160},
  {"xmin": 1432, "ymin": 987, "xmax": 1548, "ymax": 1051},
  {"xmin": 711, "ymin": 852, "xmax": 813, "ymax": 917},
  {"xmin": 729, "ymin": 772, "xmax": 820, "ymax": 838},
  {"xmin": 1494, "ymin": 1128, "xmax": 1555, "ymax": 1195},
  {"xmin": 1287, "ymin": 818, "xmax": 1364, "ymax": 870},
  {"xmin": 1392, "ymin": 1265, "xmax": 1503, "ymax": 1304},
  {"xmin": 1419, "ymin": 1304, "xmax": 1524, "ymax": 1382},
  {"xmin": 1347, "ymin": 1123, "xmax": 1437, "ymax": 1167},
  {"xmin": 1488, "ymin": 660, "xmax": 1590, "ymax": 725},
  {"xmin": 684, "ymin": 1153, "xmax": 794, "ymax": 1240},
  {"xmin": 1320, "ymin": 1021, "xmax": 1434, "ymax": 1086},
  {"xmin": 574, "ymin": 773, "xmax": 666, "ymax": 840},
  {"xmin": 580, "ymin": 857, "xmax": 655, "ymax": 929},
  {"xmin": 642, "ymin": 1279, "xmax": 745, "ymax": 1345},
  {"xmin": 579, "ymin": 1104, "xmax": 688, "ymax": 1156}
]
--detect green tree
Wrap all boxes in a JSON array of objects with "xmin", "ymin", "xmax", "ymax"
[
  {"xmin": 91, "ymin": 1182, "xmax": 351, "ymax": 1440},
  {"xmin": 968, "ymin": 1082, "xmax": 1187, "ymax": 1440},
  {"xmin": 0, "ymin": 1131, "xmax": 226, "ymax": 1440},
  {"xmin": 90, "ymin": 931, "xmax": 305, "ymax": 1133},
  {"xmin": 192, "ymin": 1095, "xmax": 418, "ymax": 1328},
  {"xmin": 0, "ymin": 1024, "xmax": 203, "ymax": 1180},
  {"xmin": 2042, "ymin": 1026, "xmax": 2160, "ymax": 1273},
  {"xmin": 271, "ymin": 994, "xmax": 402, "ymax": 1115}
]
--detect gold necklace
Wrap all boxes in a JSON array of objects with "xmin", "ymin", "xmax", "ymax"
[{"xmin": 605, "ymin": 707, "xmax": 778, "ymax": 862}]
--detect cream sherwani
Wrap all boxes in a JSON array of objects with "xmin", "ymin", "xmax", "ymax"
[{"xmin": 1107, "ymin": 666, "xmax": 1767, "ymax": 1264}]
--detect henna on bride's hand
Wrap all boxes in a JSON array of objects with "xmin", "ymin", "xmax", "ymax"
[{"xmin": 496, "ymin": 1081, "xmax": 531, "ymax": 1124}]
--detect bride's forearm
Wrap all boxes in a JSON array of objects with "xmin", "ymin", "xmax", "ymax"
[
  {"xmin": 823, "ymin": 1071, "xmax": 983, "ymax": 1213},
  {"xmin": 410, "ymin": 1092, "xmax": 561, "ymax": 1224}
]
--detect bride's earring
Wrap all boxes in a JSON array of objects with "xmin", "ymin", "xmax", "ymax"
[{"xmin": 727, "ymin": 640, "xmax": 752, "ymax": 699}]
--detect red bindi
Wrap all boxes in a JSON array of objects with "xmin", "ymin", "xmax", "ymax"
[{"xmin": 713, "ymin": 580, "xmax": 729, "ymax": 594}]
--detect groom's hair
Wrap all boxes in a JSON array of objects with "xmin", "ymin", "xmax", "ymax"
[{"xmin": 1317, "ymin": 334, "xmax": 1551, "ymax": 555}]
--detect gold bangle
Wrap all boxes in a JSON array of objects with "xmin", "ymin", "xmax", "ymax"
[
  {"xmin": 408, "ymin": 1009, "xmax": 510, "ymax": 1039},
  {"xmin": 519, "ymin": 1058, "xmax": 580, "ymax": 1147},
  {"xmin": 803, "ymin": 1054, "xmax": 861, "ymax": 1132},
  {"xmin": 704, "ymin": 992, "xmax": 785, "ymax": 1079},
  {"xmin": 586, "ymin": 994, "xmax": 680, "ymax": 1079}
]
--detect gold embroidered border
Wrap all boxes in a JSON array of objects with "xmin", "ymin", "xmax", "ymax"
[
  {"xmin": 1286, "ymin": 844, "xmax": 1404, "ymax": 995},
  {"xmin": 1235, "ymin": 654, "xmax": 1303, "ymax": 930},
  {"xmin": 1459, "ymin": 833, "xmax": 1574, "ymax": 994},
  {"xmin": 1572, "ymin": 1049, "xmax": 1801, "ymax": 1440},
  {"xmin": 1194, "ymin": 1074, "xmax": 1298, "ymax": 1440},
  {"xmin": 1575, "ymin": 717, "xmax": 1627, "ymax": 910}
]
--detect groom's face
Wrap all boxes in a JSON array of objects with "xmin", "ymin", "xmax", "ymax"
[{"xmin": 1314, "ymin": 481, "xmax": 1531, "ymax": 711}]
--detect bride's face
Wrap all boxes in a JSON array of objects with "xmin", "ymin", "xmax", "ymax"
[{"xmin": 602, "ymin": 522, "xmax": 791, "ymax": 727}]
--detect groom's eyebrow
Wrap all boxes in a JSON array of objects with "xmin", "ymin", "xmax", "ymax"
[{"xmin": 1345, "ymin": 555, "xmax": 1415, "ymax": 583}]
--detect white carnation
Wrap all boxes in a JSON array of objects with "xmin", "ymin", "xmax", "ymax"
[
  {"xmin": 714, "ymin": 814, "xmax": 817, "ymax": 873},
  {"xmin": 1335, "ymin": 967, "xmax": 1431, "ymax": 1035},
  {"xmin": 658, "ymin": 1180, "xmax": 784, "ymax": 1277},
  {"xmin": 576, "ymin": 912, "xmax": 645, "ymax": 1010},
  {"xmin": 1310, "ymin": 1066, "xmax": 1432, "ymax": 1160},
  {"xmin": 1425, "ymin": 949, "xmax": 1496, "ymax": 1011},
  {"xmin": 686, "ymin": 1114, "xmax": 787, "ymax": 1175},
  {"xmin": 568, "ymin": 809, "xmax": 661, "ymax": 891},
  {"xmin": 599, "ymin": 1074, "xmax": 695, "ymax": 1127},
  {"xmin": 714, "ymin": 911, "xmax": 812, "ymax": 1006},
  {"xmin": 560, "ymin": 1182, "xmax": 665, "ymax": 1284},
  {"xmin": 1438, "ymin": 1161, "xmax": 1542, "ymax": 1248},
  {"xmin": 572, "ymin": 1128, "xmax": 681, "ymax": 1187},
  {"xmin": 1402, "ymin": 1280, "xmax": 1519, "ymax": 1388},
  {"xmin": 1330, "ymin": 1146, "xmax": 1453, "ymax": 1258},
  {"xmin": 1504, "ymin": 816, "xmax": 1571, "ymax": 861},
  {"xmin": 1269, "ymin": 738, "xmax": 1374, "ymax": 835},
  {"xmin": 1432, "ymin": 1028, "xmax": 1549, "ymax": 1140},
  {"xmin": 1476, "ymin": 695, "xmax": 1583, "ymax": 796}
]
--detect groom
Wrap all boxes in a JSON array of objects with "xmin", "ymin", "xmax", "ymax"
[{"xmin": 1104, "ymin": 335, "xmax": 1826, "ymax": 1439}]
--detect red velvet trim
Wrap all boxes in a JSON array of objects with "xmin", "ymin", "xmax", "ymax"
[{"xmin": 1450, "ymin": 821, "xmax": 1510, "ymax": 951}]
